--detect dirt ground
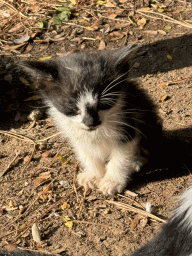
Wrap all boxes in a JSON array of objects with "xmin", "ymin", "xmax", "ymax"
[{"xmin": 0, "ymin": 0, "xmax": 192, "ymax": 255}]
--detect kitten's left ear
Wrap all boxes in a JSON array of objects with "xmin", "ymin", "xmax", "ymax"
[{"xmin": 113, "ymin": 44, "xmax": 140, "ymax": 70}]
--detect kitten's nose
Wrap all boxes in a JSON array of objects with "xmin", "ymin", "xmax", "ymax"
[{"xmin": 82, "ymin": 115, "xmax": 101, "ymax": 128}]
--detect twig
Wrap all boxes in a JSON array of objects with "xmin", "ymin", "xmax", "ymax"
[
  {"xmin": 0, "ymin": 0, "xmax": 28, "ymax": 18},
  {"xmin": 137, "ymin": 9, "xmax": 192, "ymax": 29},
  {"xmin": 118, "ymin": 194, "xmax": 145, "ymax": 210},
  {"xmin": 0, "ymin": 130, "xmax": 36, "ymax": 145},
  {"xmin": 0, "ymin": 150, "xmax": 21, "ymax": 177},
  {"xmin": 73, "ymin": 164, "xmax": 79, "ymax": 203},
  {"xmin": 107, "ymin": 200, "xmax": 167, "ymax": 223},
  {"xmin": 0, "ymin": 130, "xmax": 64, "ymax": 145}
]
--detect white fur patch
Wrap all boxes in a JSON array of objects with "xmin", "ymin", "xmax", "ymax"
[
  {"xmin": 172, "ymin": 185, "xmax": 192, "ymax": 229},
  {"xmin": 77, "ymin": 90, "xmax": 98, "ymax": 116}
]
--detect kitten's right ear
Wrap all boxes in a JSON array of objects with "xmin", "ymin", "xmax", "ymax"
[
  {"xmin": 113, "ymin": 44, "xmax": 141, "ymax": 72},
  {"xmin": 20, "ymin": 60, "xmax": 59, "ymax": 88}
]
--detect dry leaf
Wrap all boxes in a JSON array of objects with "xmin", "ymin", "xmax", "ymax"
[
  {"xmin": 19, "ymin": 205, "xmax": 26, "ymax": 215},
  {"xmin": 9, "ymin": 200, "xmax": 15, "ymax": 209},
  {"xmin": 157, "ymin": 29, "xmax": 166, "ymax": 35},
  {"xmin": 139, "ymin": 217, "xmax": 148, "ymax": 228},
  {"xmin": 42, "ymin": 151, "xmax": 52, "ymax": 158},
  {"xmin": 105, "ymin": 0, "xmax": 117, "ymax": 7},
  {"xmin": 57, "ymin": 153, "xmax": 67, "ymax": 163},
  {"xmin": 43, "ymin": 183, "xmax": 52, "ymax": 192},
  {"xmin": 158, "ymin": 82, "xmax": 168, "ymax": 86},
  {"xmin": 107, "ymin": 11, "xmax": 117, "ymax": 19},
  {"xmin": 32, "ymin": 223, "xmax": 41, "ymax": 243},
  {"xmin": 164, "ymin": 26, "xmax": 171, "ymax": 31},
  {"xmin": 8, "ymin": 24, "xmax": 23, "ymax": 33},
  {"xmin": 39, "ymin": 194, "xmax": 49, "ymax": 201},
  {"xmin": 24, "ymin": 95, "xmax": 41, "ymax": 101},
  {"xmin": 138, "ymin": 7, "xmax": 150, "ymax": 11},
  {"xmin": 63, "ymin": 216, "xmax": 73, "ymax": 228},
  {"xmin": 33, "ymin": 172, "xmax": 51, "ymax": 186},
  {"xmin": 144, "ymin": 30, "xmax": 158, "ymax": 35},
  {"xmin": 69, "ymin": 0, "xmax": 78, "ymax": 4},
  {"xmin": 98, "ymin": 40, "xmax": 105, "ymax": 50},
  {"xmin": 39, "ymin": 56, "xmax": 52, "ymax": 61},
  {"xmin": 160, "ymin": 95, "xmax": 171, "ymax": 102},
  {"xmin": 23, "ymin": 155, "xmax": 32, "ymax": 164},
  {"xmin": 85, "ymin": 26, "xmax": 95, "ymax": 31},
  {"xmin": 125, "ymin": 190, "xmax": 138, "ymax": 197},
  {"xmin": 167, "ymin": 55, "xmax": 172, "ymax": 60},
  {"xmin": 5, "ymin": 243, "xmax": 17, "ymax": 252},
  {"xmin": 137, "ymin": 17, "xmax": 146, "ymax": 26},
  {"xmin": 61, "ymin": 202, "xmax": 68, "ymax": 210},
  {"xmin": 26, "ymin": 44, "xmax": 33, "ymax": 52},
  {"xmin": 79, "ymin": 19, "xmax": 90, "ymax": 25},
  {"xmin": 130, "ymin": 216, "xmax": 140, "ymax": 229},
  {"xmin": 97, "ymin": 0, "xmax": 107, "ymax": 5}
]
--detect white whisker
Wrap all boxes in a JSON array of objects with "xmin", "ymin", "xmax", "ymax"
[
  {"xmin": 101, "ymin": 78, "xmax": 128, "ymax": 97},
  {"xmin": 109, "ymin": 120, "xmax": 147, "ymax": 138}
]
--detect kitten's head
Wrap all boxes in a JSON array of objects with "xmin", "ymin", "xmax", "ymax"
[{"xmin": 21, "ymin": 44, "xmax": 139, "ymax": 131}]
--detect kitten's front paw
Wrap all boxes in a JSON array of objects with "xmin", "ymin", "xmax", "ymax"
[
  {"xmin": 99, "ymin": 178, "xmax": 126, "ymax": 195},
  {"xmin": 77, "ymin": 172, "xmax": 96, "ymax": 190}
]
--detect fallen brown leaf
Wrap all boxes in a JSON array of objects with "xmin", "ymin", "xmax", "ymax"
[
  {"xmin": 160, "ymin": 95, "xmax": 171, "ymax": 102},
  {"xmin": 130, "ymin": 216, "xmax": 140, "ymax": 229},
  {"xmin": 98, "ymin": 40, "xmax": 106, "ymax": 50},
  {"xmin": 42, "ymin": 151, "xmax": 52, "ymax": 158},
  {"xmin": 5, "ymin": 243, "xmax": 17, "ymax": 252}
]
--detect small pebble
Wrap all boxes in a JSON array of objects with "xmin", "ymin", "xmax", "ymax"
[
  {"xmin": 59, "ymin": 180, "xmax": 71, "ymax": 188},
  {"xmin": 28, "ymin": 109, "xmax": 42, "ymax": 121},
  {"xmin": 146, "ymin": 202, "xmax": 151, "ymax": 213}
]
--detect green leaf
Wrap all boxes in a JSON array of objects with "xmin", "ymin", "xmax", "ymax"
[
  {"xmin": 38, "ymin": 20, "xmax": 50, "ymax": 29},
  {"xmin": 38, "ymin": 21, "xmax": 44, "ymax": 28},
  {"xmin": 58, "ymin": 10, "xmax": 71, "ymax": 20},
  {"xmin": 53, "ymin": 14, "xmax": 62, "ymax": 25}
]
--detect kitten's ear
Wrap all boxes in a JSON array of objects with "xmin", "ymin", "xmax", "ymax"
[
  {"xmin": 113, "ymin": 44, "xmax": 140, "ymax": 71},
  {"xmin": 20, "ymin": 60, "xmax": 60, "ymax": 89}
]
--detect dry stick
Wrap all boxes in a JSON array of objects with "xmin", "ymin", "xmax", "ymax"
[
  {"xmin": 0, "ymin": 130, "xmax": 36, "ymax": 145},
  {"xmin": 73, "ymin": 164, "xmax": 79, "ymax": 203},
  {"xmin": 137, "ymin": 10, "xmax": 192, "ymax": 29},
  {"xmin": 117, "ymin": 194, "xmax": 145, "ymax": 210},
  {"xmin": 0, "ymin": 0, "xmax": 27, "ymax": 18},
  {"xmin": 0, "ymin": 130, "xmax": 63, "ymax": 145},
  {"xmin": 107, "ymin": 200, "xmax": 167, "ymax": 223},
  {"xmin": 0, "ymin": 150, "xmax": 21, "ymax": 177}
]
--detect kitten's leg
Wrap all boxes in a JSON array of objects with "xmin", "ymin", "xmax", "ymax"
[
  {"xmin": 77, "ymin": 154, "xmax": 105, "ymax": 191},
  {"xmin": 99, "ymin": 138, "xmax": 140, "ymax": 195}
]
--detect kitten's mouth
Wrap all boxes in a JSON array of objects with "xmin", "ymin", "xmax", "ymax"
[{"xmin": 87, "ymin": 127, "xmax": 98, "ymax": 131}]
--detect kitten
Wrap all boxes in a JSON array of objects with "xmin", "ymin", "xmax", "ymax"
[{"xmin": 21, "ymin": 44, "xmax": 162, "ymax": 195}]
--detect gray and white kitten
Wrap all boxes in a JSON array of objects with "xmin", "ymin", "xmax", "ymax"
[{"xmin": 22, "ymin": 44, "xmax": 162, "ymax": 195}]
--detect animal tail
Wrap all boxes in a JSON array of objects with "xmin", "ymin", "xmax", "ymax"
[{"xmin": 131, "ymin": 185, "xmax": 192, "ymax": 256}]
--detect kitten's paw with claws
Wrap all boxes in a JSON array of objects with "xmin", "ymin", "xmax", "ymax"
[
  {"xmin": 77, "ymin": 172, "xmax": 96, "ymax": 190},
  {"xmin": 99, "ymin": 178, "xmax": 126, "ymax": 195}
]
